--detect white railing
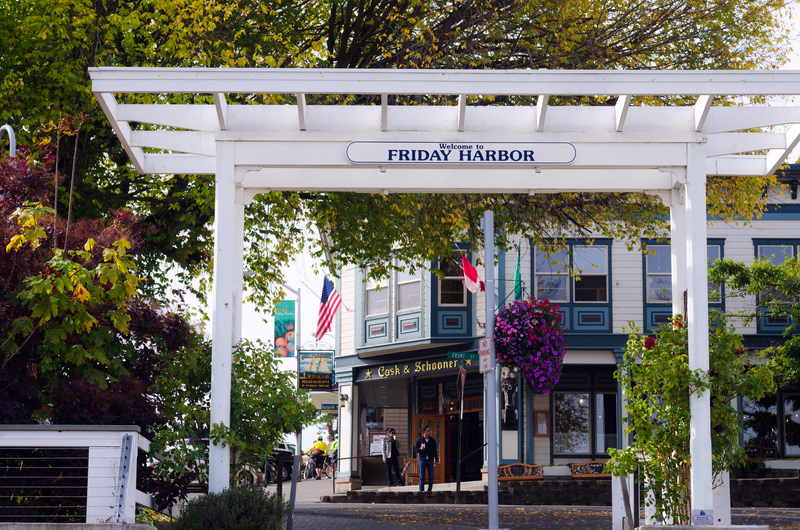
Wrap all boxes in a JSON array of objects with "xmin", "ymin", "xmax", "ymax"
[{"xmin": 0, "ymin": 425, "xmax": 153, "ymax": 524}]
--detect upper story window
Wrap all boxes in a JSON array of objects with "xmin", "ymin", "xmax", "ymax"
[
  {"xmin": 439, "ymin": 253, "xmax": 466, "ymax": 306},
  {"xmin": 396, "ymin": 268, "xmax": 421, "ymax": 312},
  {"xmin": 644, "ymin": 243, "xmax": 722, "ymax": 304},
  {"xmin": 365, "ymin": 274, "xmax": 389, "ymax": 316},
  {"xmin": 754, "ymin": 240, "xmax": 800, "ymax": 330},
  {"xmin": 535, "ymin": 244, "xmax": 608, "ymax": 303}
]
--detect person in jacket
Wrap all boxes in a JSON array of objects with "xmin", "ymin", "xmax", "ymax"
[
  {"xmin": 382, "ymin": 427, "xmax": 402, "ymax": 487},
  {"xmin": 413, "ymin": 425, "xmax": 438, "ymax": 492},
  {"xmin": 306, "ymin": 436, "xmax": 328, "ymax": 480}
]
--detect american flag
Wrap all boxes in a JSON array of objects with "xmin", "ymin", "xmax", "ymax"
[{"xmin": 316, "ymin": 276, "xmax": 341, "ymax": 339}]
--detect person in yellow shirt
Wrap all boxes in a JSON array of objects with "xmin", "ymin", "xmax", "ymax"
[{"xmin": 306, "ymin": 436, "xmax": 328, "ymax": 480}]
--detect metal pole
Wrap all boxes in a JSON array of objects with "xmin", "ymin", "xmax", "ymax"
[
  {"xmin": 484, "ymin": 211, "xmax": 499, "ymax": 529},
  {"xmin": 283, "ymin": 283, "xmax": 303, "ymax": 467},
  {"xmin": 0, "ymin": 125, "xmax": 15, "ymax": 157},
  {"xmin": 455, "ymin": 360, "xmax": 464, "ymax": 503}
]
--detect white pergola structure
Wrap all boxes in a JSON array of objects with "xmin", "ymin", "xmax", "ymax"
[{"xmin": 91, "ymin": 68, "xmax": 800, "ymax": 523}]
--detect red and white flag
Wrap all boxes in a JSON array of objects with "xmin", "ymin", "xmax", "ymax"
[{"xmin": 461, "ymin": 254, "xmax": 485, "ymax": 293}]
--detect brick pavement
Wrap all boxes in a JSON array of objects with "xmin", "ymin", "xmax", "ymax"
[
  {"xmin": 285, "ymin": 503, "xmax": 800, "ymax": 530},
  {"xmin": 270, "ymin": 477, "xmax": 800, "ymax": 530}
]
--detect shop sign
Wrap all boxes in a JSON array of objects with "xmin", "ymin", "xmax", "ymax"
[
  {"xmin": 358, "ymin": 357, "xmax": 473, "ymax": 381},
  {"xmin": 346, "ymin": 141, "xmax": 576, "ymax": 165},
  {"xmin": 299, "ymin": 349, "xmax": 335, "ymax": 390},
  {"xmin": 320, "ymin": 403, "xmax": 338, "ymax": 414}
]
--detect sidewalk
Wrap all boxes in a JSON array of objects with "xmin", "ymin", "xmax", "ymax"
[{"xmin": 268, "ymin": 478, "xmax": 800, "ymax": 529}]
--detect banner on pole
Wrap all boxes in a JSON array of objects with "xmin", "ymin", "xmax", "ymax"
[{"xmin": 274, "ymin": 300, "xmax": 296, "ymax": 357}]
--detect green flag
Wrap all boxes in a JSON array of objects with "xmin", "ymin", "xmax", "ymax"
[{"xmin": 514, "ymin": 252, "xmax": 523, "ymax": 301}]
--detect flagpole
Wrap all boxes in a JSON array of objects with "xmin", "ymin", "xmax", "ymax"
[{"xmin": 484, "ymin": 210, "xmax": 499, "ymax": 530}]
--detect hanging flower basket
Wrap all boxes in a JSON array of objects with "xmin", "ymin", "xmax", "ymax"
[{"xmin": 494, "ymin": 297, "xmax": 567, "ymax": 394}]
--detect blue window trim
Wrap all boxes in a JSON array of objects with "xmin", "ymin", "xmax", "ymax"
[
  {"xmin": 641, "ymin": 238, "xmax": 725, "ymax": 333},
  {"xmin": 531, "ymin": 238, "xmax": 613, "ymax": 334},
  {"xmin": 431, "ymin": 246, "xmax": 474, "ymax": 338}
]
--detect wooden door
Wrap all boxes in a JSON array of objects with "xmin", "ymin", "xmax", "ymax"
[{"xmin": 411, "ymin": 414, "xmax": 446, "ymax": 483}]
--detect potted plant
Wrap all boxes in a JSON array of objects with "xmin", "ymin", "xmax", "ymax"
[{"xmin": 493, "ymin": 297, "xmax": 567, "ymax": 394}]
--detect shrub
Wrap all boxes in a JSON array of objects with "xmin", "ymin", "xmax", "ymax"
[{"xmin": 175, "ymin": 484, "xmax": 289, "ymax": 530}]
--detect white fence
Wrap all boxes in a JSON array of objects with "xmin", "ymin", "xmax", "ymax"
[{"xmin": 0, "ymin": 425, "xmax": 153, "ymax": 524}]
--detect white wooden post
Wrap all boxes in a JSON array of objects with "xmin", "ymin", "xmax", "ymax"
[
  {"xmin": 209, "ymin": 140, "xmax": 236, "ymax": 493},
  {"xmin": 685, "ymin": 142, "xmax": 714, "ymax": 523},
  {"xmin": 670, "ymin": 183, "xmax": 687, "ymax": 317}
]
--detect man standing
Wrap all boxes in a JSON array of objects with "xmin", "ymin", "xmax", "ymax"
[
  {"xmin": 382, "ymin": 428, "xmax": 402, "ymax": 486},
  {"xmin": 306, "ymin": 436, "xmax": 328, "ymax": 480},
  {"xmin": 413, "ymin": 425, "xmax": 438, "ymax": 492}
]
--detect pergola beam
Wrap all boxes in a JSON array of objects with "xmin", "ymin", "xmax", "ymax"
[{"xmin": 90, "ymin": 68, "xmax": 800, "ymax": 96}]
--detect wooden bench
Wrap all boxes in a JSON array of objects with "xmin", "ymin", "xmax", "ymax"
[
  {"xmin": 498, "ymin": 463, "xmax": 543, "ymax": 481},
  {"xmin": 744, "ymin": 445, "xmax": 778, "ymax": 459},
  {"xmin": 571, "ymin": 460, "xmax": 611, "ymax": 478}
]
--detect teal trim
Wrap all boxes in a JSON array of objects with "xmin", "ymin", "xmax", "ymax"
[{"xmin": 525, "ymin": 384, "xmax": 535, "ymax": 465}]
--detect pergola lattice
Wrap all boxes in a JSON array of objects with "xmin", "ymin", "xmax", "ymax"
[{"xmin": 91, "ymin": 68, "xmax": 800, "ymax": 524}]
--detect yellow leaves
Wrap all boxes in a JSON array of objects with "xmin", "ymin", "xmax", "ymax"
[
  {"xmin": 72, "ymin": 283, "xmax": 91, "ymax": 304},
  {"xmin": 7, "ymin": 202, "xmax": 54, "ymax": 252}
]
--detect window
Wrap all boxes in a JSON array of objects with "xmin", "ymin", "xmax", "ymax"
[
  {"xmin": 396, "ymin": 268, "xmax": 421, "ymax": 312},
  {"xmin": 785, "ymin": 395, "xmax": 800, "ymax": 456},
  {"xmin": 754, "ymin": 241, "xmax": 800, "ymax": 330},
  {"xmin": 554, "ymin": 393, "xmax": 591, "ymax": 454},
  {"xmin": 553, "ymin": 392, "xmax": 619, "ymax": 455},
  {"xmin": 365, "ymin": 275, "xmax": 389, "ymax": 316},
  {"xmin": 573, "ymin": 246, "xmax": 608, "ymax": 302},
  {"xmin": 595, "ymin": 393, "xmax": 618, "ymax": 454},
  {"xmin": 646, "ymin": 246, "xmax": 672, "ymax": 303},
  {"xmin": 439, "ymin": 253, "xmax": 466, "ymax": 306},
  {"xmin": 535, "ymin": 248, "xmax": 568, "ymax": 302},
  {"xmin": 644, "ymin": 243, "xmax": 722, "ymax": 304},
  {"xmin": 742, "ymin": 395, "xmax": 778, "ymax": 451},
  {"xmin": 535, "ymin": 244, "xmax": 608, "ymax": 303}
]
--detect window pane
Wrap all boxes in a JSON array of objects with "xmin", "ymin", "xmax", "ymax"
[
  {"xmin": 741, "ymin": 396, "xmax": 778, "ymax": 451},
  {"xmin": 554, "ymin": 393, "xmax": 591, "ymax": 454},
  {"xmin": 785, "ymin": 395, "xmax": 800, "ymax": 456},
  {"xmin": 647, "ymin": 276, "xmax": 672, "ymax": 303},
  {"xmin": 440, "ymin": 279, "xmax": 465, "ymax": 305},
  {"xmin": 708, "ymin": 246, "xmax": 721, "ymax": 301},
  {"xmin": 574, "ymin": 246, "xmax": 607, "ymax": 274},
  {"xmin": 535, "ymin": 249, "xmax": 568, "ymax": 273},
  {"xmin": 574, "ymin": 275, "xmax": 607, "ymax": 302},
  {"xmin": 397, "ymin": 281, "xmax": 421, "ymax": 311},
  {"xmin": 759, "ymin": 245, "xmax": 793, "ymax": 265},
  {"xmin": 366, "ymin": 288, "xmax": 388, "ymax": 316},
  {"xmin": 646, "ymin": 246, "xmax": 671, "ymax": 274},
  {"xmin": 440, "ymin": 254, "xmax": 463, "ymax": 276},
  {"xmin": 536, "ymin": 275, "xmax": 567, "ymax": 301},
  {"xmin": 596, "ymin": 393, "xmax": 618, "ymax": 454},
  {"xmin": 397, "ymin": 268, "xmax": 419, "ymax": 284}
]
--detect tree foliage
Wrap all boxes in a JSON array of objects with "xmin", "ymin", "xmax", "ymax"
[
  {"xmin": 0, "ymin": 0, "xmax": 792, "ymax": 307},
  {"xmin": 0, "ymin": 143, "xmax": 317, "ymax": 509},
  {"xmin": 606, "ymin": 314, "xmax": 774, "ymax": 524},
  {"xmin": 709, "ymin": 255, "xmax": 800, "ymax": 387}
]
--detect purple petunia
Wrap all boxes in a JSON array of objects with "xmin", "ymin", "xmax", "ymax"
[{"xmin": 493, "ymin": 297, "xmax": 566, "ymax": 394}]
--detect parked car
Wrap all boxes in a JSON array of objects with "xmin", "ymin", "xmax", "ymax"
[{"xmin": 265, "ymin": 446, "xmax": 295, "ymax": 484}]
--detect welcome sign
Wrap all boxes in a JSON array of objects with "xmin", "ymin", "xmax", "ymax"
[{"xmin": 346, "ymin": 141, "xmax": 576, "ymax": 165}]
